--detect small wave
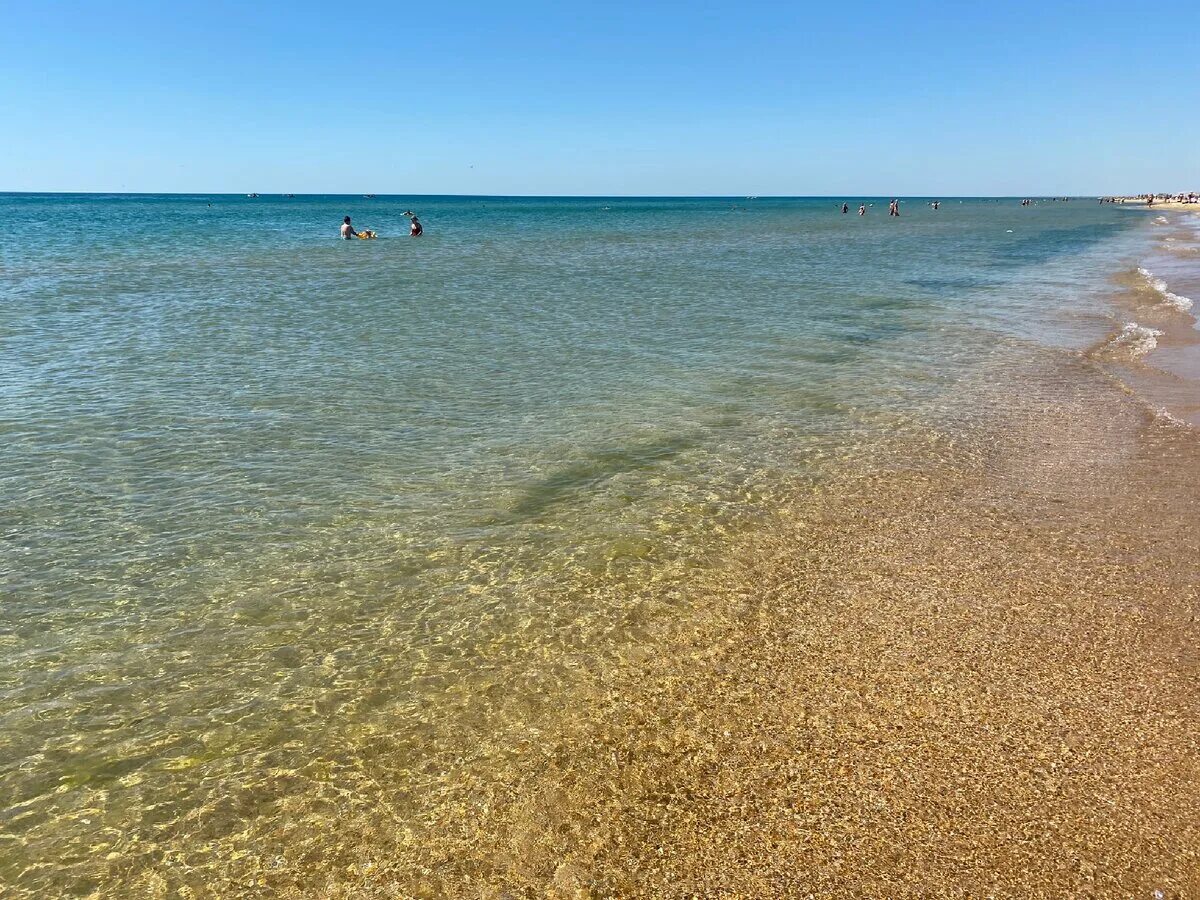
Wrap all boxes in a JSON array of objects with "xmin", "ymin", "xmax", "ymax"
[
  {"xmin": 1137, "ymin": 266, "xmax": 1194, "ymax": 312},
  {"xmin": 1162, "ymin": 239, "xmax": 1200, "ymax": 255},
  {"xmin": 1153, "ymin": 406, "xmax": 1188, "ymax": 427},
  {"xmin": 1154, "ymin": 215, "xmax": 1169, "ymax": 225},
  {"xmin": 1110, "ymin": 322, "xmax": 1163, "ymax": 357}
]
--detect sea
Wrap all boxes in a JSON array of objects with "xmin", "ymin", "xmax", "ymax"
[{"xmin": 1, "ymin": 194, "xmax": 1197, "ymax": 895}]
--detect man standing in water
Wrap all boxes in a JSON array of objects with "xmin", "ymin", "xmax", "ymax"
[
  {"xmin": 842, "ymin": 202, "xmax": 849, "ymax": 214},
  {"xmin": 889, "ymin": 199, "xmax": 900, "ymax": 217},
  {"xmin": 340, "ymin": 216, "xmax": 358, "ymax": 239},
  {"xmin": 858, "ymin": 204, "xmax": 867, "ymax": 216}
]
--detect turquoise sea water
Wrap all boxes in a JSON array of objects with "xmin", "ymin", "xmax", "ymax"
[{"xmin": 0, "ymin": 194, "xmax": 1186, "ymax": 893}]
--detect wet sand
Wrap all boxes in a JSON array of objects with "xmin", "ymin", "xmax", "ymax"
[
  {"xmin": 1113, "ymin": 199, "xmax": 1200, "ymax": 211},
  {"xmin": 210, "ymin": 342, "xmax": 1200, "ymax": 897},
  {"xmin": 1101, "ymin": 216, "xmax": 1200, "ymax": 426}
]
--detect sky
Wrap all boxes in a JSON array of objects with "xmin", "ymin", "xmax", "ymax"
[{"xmin": 2, "ymin": 1, "xmax": 1198, "ymax": 195}]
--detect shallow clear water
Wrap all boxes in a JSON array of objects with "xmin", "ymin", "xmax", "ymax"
[{"xmin": 0, "ymin": 194, "xmax": 1169, "ymax": 892}]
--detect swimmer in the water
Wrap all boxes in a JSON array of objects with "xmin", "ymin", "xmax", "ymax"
[
  {"xmin": 408, "ymin": 214, "xmax": 423, "ymax": 237},
  {"xmin": 858, "ymin": 204, "xmax": 866, "ymax": 216},
  {"xmin": 340, "ymin": 216, "xmax": 358, "ymax": 239}
]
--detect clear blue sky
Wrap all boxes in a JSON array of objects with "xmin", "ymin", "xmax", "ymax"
[{"xmin": 3, "ymin": 1, "xmax": 1197, "ymax": 195}]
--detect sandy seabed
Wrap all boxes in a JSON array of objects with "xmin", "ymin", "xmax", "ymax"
[
  {"xmin": 190, "ymin": 341, "xmax": 1198, "ymax": 900},
  {"xmin": 97, "ymin": 284, "xmax": 1200, "ymax": 898}
]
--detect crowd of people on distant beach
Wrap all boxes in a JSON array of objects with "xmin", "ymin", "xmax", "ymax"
[{"xmin": 1099, "ymin": 192, "xmax": 1199, "ymax": 206}]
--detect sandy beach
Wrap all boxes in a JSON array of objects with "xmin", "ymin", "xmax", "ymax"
[
  {"xmin": 417, "ymin": 370, "xmax": 1193, "ymax": 899},
  {"xmin": 1110, "ymin": 197, "xmax": 1200, "ymax": 211},
  {"xmin": 8, "ymin": 0, "xmax": 1200, "ymax": 893},
  {"xmin": 193, "ymin": 315, "xmax": 1200, "ymax": 898},
  {"xmin": 6, "ymin": 196, "xmax": 1199, "ymax": 899}
]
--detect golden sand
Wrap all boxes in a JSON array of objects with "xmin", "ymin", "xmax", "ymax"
[
  {"xmin": 155, "ymin": 344, "xmax": 1197, "ymax": 899},
  {"xmin": 1112, "ymin": 198, "xmax": 1200, "ymax": 211}
]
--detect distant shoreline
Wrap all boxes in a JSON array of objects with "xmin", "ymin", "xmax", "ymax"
[
  {"xmin": 1107, "ymin": 195, "xmax": 1200, "ymax": 210},
  {"xmin": 0, "ymin": 190, "xmax": 1176, "ymax": 201}
]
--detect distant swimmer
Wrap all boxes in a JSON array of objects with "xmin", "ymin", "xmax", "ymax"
[
  {"xmin": 340, "ymin": 216, "xmax": 358, "ymax": 239},
  {"xmin": 408, "ymin": 213, "xmax": 423, "ymax": 237},
  {"xmin": 841, "ymin": 202, "xmax": 849, "ymax": 214},
  {"xmin": 858, "ymin": 204, "xmax": 866, "ymax": 216},
  {"xmin": 932, "ymin": 200, "xmax": 940, "ymax": 210},
  {"xmin": 889, "ymin": 199, "xmax": 900, "ymax": 217}
]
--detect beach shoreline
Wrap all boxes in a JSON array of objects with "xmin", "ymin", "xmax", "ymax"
[
  {"xmin": 1098, "ymin": 209, "xmax": 1200, "ymax": 426},
  {"xmin": 1109, "ymin": 197, "xmax": 1200, "ymax": 211},
  {"xmin": 166, "ymin": 310, "xmax": 1200, "ymax": 898},
  {"xmin": 315, "ymin": 213, "xmax": 1200, "ymax": 896},
  {"xmin": 5, "ymin": 195, "xmax": 1200, "ymax": 898},
  {"xmin": 376, "ymin": 214, "xmax": 1200, "ymax": 899},
  {"xmin": 10, "ymin": 0, "xmax": 1200, "ymax": 891}
]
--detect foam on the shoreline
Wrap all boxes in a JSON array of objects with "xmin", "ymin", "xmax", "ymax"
[
  {"xmin": 1110, "ymin": 321, "xmax": 1164, "ymax": 357},
  {"xmin": 1153, "ymin": 406, "xmax": 1189, "ymax": 427},
  {"xmin": 1137, "ymin": 266, "xmax": 1194, "ymax": 312}
]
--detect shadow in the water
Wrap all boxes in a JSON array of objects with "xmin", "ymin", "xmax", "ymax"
[{"xmin": 506, "ymin": 434, "xmax": 698, "ymax": 521}]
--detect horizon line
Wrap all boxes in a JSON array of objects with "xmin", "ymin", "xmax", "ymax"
[{"xmin": 0, "ymin": 191, "xmax": 1142, "ymax": 199}]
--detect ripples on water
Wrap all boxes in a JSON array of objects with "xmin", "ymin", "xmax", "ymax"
[{"xmin": 0, "ymin": 194, "xmax": 1174, "ymax": 893}]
